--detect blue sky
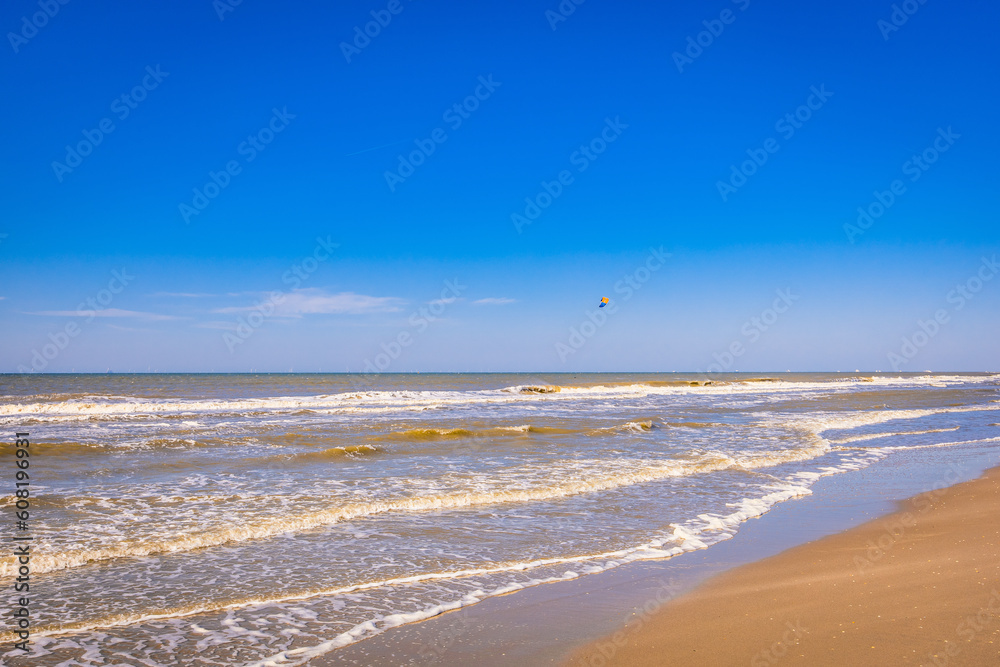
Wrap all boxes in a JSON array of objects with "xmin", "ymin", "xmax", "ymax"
[{"xmin": 1, "ymin": 0, "xmax": 997, "ymax": 372}]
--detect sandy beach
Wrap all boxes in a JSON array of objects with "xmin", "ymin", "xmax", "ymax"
[{"xmin": 569, "ymin": 465, "xmax": 1000, "ymax": 666}]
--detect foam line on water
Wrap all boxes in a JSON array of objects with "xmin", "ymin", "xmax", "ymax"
[
  {"xmin": 2, "ymin": 374, "xmax": 993, "ymax": 424},
  {"xmin": 785, "ymin": 404, "xmax": 1000, "ymax": 437},
  {"xmin": 4, "ymin": 449, "xmax": 888, "ymax": 650},
  {"xmin": 874, "ymin": 436, "xmax": 1000, "ymax": 451},
  {"xmin": 828, "ymin": 426, "xmax": 961, "ymax": 444},
  {"xmin": 0, "ymin": 442, "xmax": 832, "ymax": 577},
  {"xmin": 1, "ymin": 473, "xmax": 823, "ymax": 644},
  {"xmin": 4, "ymin": 403, "xmax": 991, "ymax": 577},
  {"xmin": 249, "ymin": 452, "xmax": 889, "ymax": 666}
]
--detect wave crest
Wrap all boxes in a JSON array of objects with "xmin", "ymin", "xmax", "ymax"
[
  {"xmin": 0, "ymin": 442, "xmax": 834, "ymax": 577},
  {"xmin": 502, "ymin": 385, "xmax": 562, "ymax": 394}
]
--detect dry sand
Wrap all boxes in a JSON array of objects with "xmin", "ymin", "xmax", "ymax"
[{"xmin": 567, "ymin": 466, "xmax": 1000, "ymax": 666}]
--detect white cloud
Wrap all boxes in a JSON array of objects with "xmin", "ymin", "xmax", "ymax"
[
  {"xmin": 472, "ymin": 297, "xmax": 517, "ymax": 305},
  {"xmin": 193, "ymin": 321, "xmax": 240, "ymax": 330},
  {"xmin": 106, "ymin": 324, "xmax": 156, "ymax": 332},
  {"xmin": 27, "ymin": 308, "xmax": 179, "ymax": 320},
  {"xmin": 149, "ymin": 292, "xmax": 217, "ymax": 298},
  {"xmin": 213, "ymin": 288, "xmax": 405, "ymax": 317}
]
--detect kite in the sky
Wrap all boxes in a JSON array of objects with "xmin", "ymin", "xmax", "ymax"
[{"xmin": 599, "ymin": 297, "xmax": 609, "ymax": 308}]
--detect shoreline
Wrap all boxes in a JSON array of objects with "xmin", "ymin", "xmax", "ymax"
[
  {"xmin": 569, "ymin": 465, "xmax": 1000, "ymax": 666},
  {"xmin": 315, "ymin": 442, "xmax": 1000, "ymax": 666}
]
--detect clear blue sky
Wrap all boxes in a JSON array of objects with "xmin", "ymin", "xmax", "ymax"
[{"xmin": 1, "ymin": 0, "xmax": 997, "ymax": 372}]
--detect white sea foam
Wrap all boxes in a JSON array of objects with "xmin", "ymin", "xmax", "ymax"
[
  {"xmin": 4, "ymin": 468, "xmax": 835, "ymax": 661},
  {"xmin": 780, "ymin": 404, "xmax": 1000, "ymax": 440},
  {"xmin": 496, "ymin": 424, "xmax": 532, "ymax": 432},
  {"xmin": 0, "ymin": 442, "xmax": 831, "ymax": 577},
  {"xmin": 2, "ymin": 374, "xmax": 993, "ymax": 424},
  {"xmin": 244, "ymin": 450, "xmax": 892, "ymax": 666},
  {"xmin": 869, "ymin": 436, "xmax": 1000, "ymax": 451},
  {"xmin": 597, "ymin": 420, "xmax": 655, "ymax": 434},
  {"xmin": 828, "ymin": 426, "xmax": 961, "ymax": 444},
  {"xmin": 8, "ymin": 400, "xmax": 992, "ymax": 577}
]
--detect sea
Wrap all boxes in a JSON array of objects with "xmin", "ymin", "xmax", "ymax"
[{"xmin": 0, "ymin": 372, "xmax": 998, "ymax": 666}]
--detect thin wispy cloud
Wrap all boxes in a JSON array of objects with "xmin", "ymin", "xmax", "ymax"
[
  {"xmin": 27, "ymin": 308, "xmax": 180, "ymax": 320},
  {"xmin": 473, "ymin": 297, "xmax": 517, "ymax": 305},
  {"xmin": 194, "ymin": 321, "xmax": 240, "ymax": 331},
  {"xmin": 213, "ymin": 288, "xmax": 405, "ymax": 317},
  {"xmin": 149, "ymin": 292, "xmax": 218, "ymax": 298},
  {"xmin": 106, "ymin": 324, "xmax": 156, "ymax": 332}
]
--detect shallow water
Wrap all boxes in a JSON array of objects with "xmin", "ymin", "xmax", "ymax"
[{"xmin": 0, "ymin": 372, "xmax": 997, "ymax": 665}]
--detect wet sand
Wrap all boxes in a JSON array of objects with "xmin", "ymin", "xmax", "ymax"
[{"xmin": 568, "ymin": 466, "xmax": 1000, "ymax": 666}]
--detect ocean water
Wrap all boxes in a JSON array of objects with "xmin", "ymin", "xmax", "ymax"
[{"xmin": 0, "ymin": 372, "xmax": 998, "ymax": 666}]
